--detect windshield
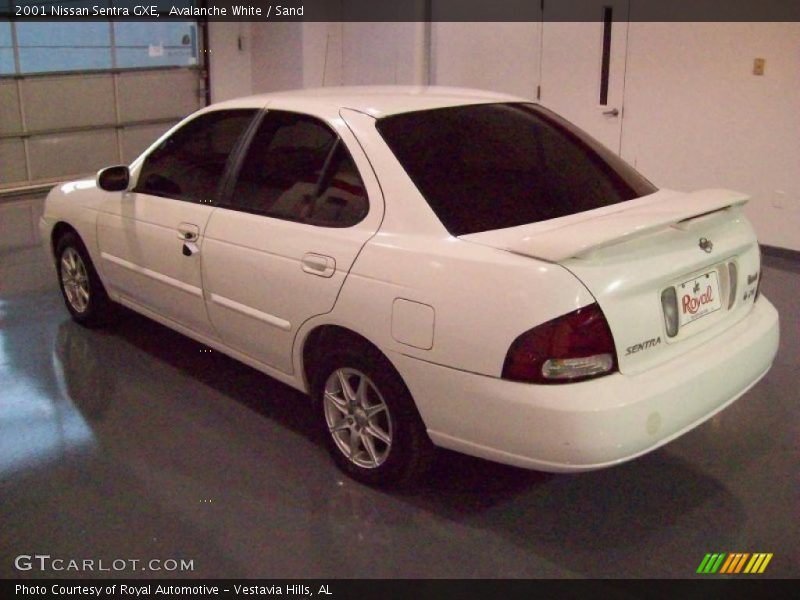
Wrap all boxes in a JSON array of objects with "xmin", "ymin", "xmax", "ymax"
[{"xmin": 376, "ymin": 103, "xmax": 657, "ymax": 236}]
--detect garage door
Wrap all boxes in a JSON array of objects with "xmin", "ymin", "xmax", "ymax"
[{"xmin": 0, "ymin": 20, "xmax": 206, "ymax": 189}]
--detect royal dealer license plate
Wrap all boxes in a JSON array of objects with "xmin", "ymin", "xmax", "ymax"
[{"xmin": 677, "ymin": 270, "xmax": 722, "ymax": 326}]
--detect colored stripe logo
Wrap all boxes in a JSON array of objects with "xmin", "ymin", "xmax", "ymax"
[{"xmin": 697, "ymin": 553, "xmax": 773, "ymax": 574}]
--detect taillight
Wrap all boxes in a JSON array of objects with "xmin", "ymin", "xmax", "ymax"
[{"xmin": 502, "ymin": 303, "xmax": 618, "ymax": 384}]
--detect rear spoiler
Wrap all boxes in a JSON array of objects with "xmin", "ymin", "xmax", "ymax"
[{"xmin": 459, "ymin": 189, "xmax": 749, "ymax": 262}]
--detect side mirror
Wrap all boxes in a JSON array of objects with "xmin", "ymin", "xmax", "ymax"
[{"xmin": 97, "ymin": 165, "xmax": 130, "ymax": 192}]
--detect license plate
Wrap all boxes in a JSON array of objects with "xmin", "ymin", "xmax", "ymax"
[{"xmin": 677, "ymin": 270, "xmax": 722, "ymax": 326}]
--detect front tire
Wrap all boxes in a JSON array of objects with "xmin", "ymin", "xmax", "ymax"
[
  {"xmin": 315, "ymin": 347, "xmax": 434, "ymax": 487},
  {"xmin": 55, "ymin": 232, "xmax": 114, "ymax": 327}
]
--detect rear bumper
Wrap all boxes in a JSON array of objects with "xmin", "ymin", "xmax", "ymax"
[{"xmin": 392, "ymin": 297, "xmax": 779, "ymax": 472}]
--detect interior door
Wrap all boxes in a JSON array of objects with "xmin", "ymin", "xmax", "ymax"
[
  {"xmin": 96, "ymin": 108, "xmax": 258, "ymax": 338},
  {"xmin": 202, "ymin": 110, "xmax": 384, "ymax": 374},
  {"xmin": 539, "ymin": 0, "xmax": 629, "ymax": 153}
]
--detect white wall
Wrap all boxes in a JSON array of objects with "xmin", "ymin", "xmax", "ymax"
[
  {"xmin": 431, "ymin": 22, "xmax": 541, "ymax": 98},
  {"xmin": 620, "ymin": 22, "xmax": 800, "ymax": 251},
  {"xmin": 341, "ymin": 22, "xmax": 426, "ymax": 86},
  {"xmin": 251, "ymin": 22, "xmax": 304, "ymax": 93},
  {"xmin": 301, "ymin": 23, "xmax": 343, "ymax": 88},
  {"xmin": 208, "ymin": 22, "xmax": 253, "ymax": 102},
  {"xmin": 245, "ymin": 22, "xmax": 426, "ymax": 94}
]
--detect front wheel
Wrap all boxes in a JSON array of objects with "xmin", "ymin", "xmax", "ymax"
[
  {"xmin": 316, "ymin": 348, "xmax": 434, "ymax": 487},
  {"xmin": 55, "ymin": 232, "xmax": 114, "ymax": 327}
]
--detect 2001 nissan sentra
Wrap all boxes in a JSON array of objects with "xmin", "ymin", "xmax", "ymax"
[{"xmin": 40, "ymin": 86, "xmax": 780, "ymax": 486}]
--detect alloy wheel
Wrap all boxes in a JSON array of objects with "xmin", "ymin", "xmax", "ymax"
[
  {"xmin": 60, "ymin": 247, "xmax": 90, "ymax": 314},
  {"xmin": 323, "ymin": 368, "xmax": 393, "ymax": 469}
]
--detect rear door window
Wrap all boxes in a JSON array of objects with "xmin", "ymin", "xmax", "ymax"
[{"xmin": 226, "ymin": 111, "xmax": 368, "ymax": 227}]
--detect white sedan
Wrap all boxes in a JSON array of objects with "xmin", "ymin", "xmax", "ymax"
[{"xmin": 40, "ymin": 87, "xmax": 780, "ymax": 486}]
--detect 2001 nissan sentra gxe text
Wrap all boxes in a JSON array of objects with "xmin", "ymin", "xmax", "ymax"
[{"xmin": 40, "ymin": 86, "xmax": 780, "ymax": 486}]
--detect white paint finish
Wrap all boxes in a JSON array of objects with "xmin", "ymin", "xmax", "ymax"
[
  {"xmin": 209, "ymin": 292, "xmax": 292, "ymax": 331},
  {"xmin": 116, "ymin": 69, "xmax": 201, "ymax": 122},
  {"xmin": 301, "ymin": 252, "xmax": 336, "ymax": 278},
  {"xmin": 250, "ymin": 22, "xmax": 304, "ymax": 93},
  {"xmin": 96, "ymin": 192, "xmax": 218, "ymax": 339},
  {"xmin": 22, "ymin": 74, "xmax": 116, "ymax": 132},
  {"xmin": 620, "ymin": 22, "xmax": 800, "ymax": 251},
  {"xmin": 396, "ymin": 297, "xmax": 777, "ymax": 470},
  {"xmin": 461, "ymin": 188, "xmax": 748, "ymax": 262},
  {"xmin": 464, "ymin": 187, "xmax": 761, "ymax": 375},
  {"xmin": 27, "ymin": 129, "xmax": 118, "ymax": 181},
  {"xmin": 208, "ymin": 21, "xmax": 253, "ymax": 102},
  {"xmin": 39, "ymin": 179, "xmax": 104, "ymax": 275},
  {"xmin": 42, "ymin": 87, "xmax": 782, "ymax": 474},
  {"xmin": 431, "ymin": 22, "xmax": 541, "ymax": 98},
  {"xmin": 0, "ymin": 80, "xmax": 22, "ymax": 135},
  {"xmin": 341, "ymin": 99, "xmax": 538, "ymax": 392},
  {"xmin": 391, "ymin": 299, "xmax": 435, "ymax": 350},
  {"xmin": 202, "ymin": 209, "xmax": 377, "ymax": 374},
  {"xmin": 201, "ymin": 105, "xmax": 385, "ymax": 374},
  {"xmin": 0, "ymin": 139, "xmax": 27, "ymax": 185},
  {"xmin": 326, "ymin": 225, "xmax": 596, "ymax": 377},
  {"xmin": 562, "ymin": 207, "xmax": 760, "ymax": 375},
  {"xmin": 100, "ymin": 251, "xmax": 203, "ymax": 298}
]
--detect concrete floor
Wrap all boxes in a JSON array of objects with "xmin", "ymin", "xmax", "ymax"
[{"xmin": 0, "ymin": 251, "xmax": 797, "ymax": 579}]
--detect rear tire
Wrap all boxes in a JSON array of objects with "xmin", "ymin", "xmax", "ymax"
[
  {"xmin": 55, "ymin": 232, "xmax": 114, "ymax": 327},
  {"xmin": 314, "ymin": 345, "xmax": 434, "ymax": 487}
]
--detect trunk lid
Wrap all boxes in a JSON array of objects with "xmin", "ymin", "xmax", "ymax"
[{"xmin": 461, "ymin": 189, "xmax": 762, "ymax": 375}]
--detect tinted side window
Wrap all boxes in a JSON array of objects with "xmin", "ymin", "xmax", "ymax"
[
  {"xmin": 135, "ymin": 110, "xmax": 256, "ymax": 203},
  {"xmin": 376, "ymin": 103, "xmax": 657, "ymax": 236},
  {"xmin": 229, "ymin": 111, "xmax": 368, "ymax": 227}
]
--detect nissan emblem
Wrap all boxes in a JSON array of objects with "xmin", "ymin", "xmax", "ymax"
[{"xmin": 699, "ymin": 237, "xmax": 713, "ymax": 253}]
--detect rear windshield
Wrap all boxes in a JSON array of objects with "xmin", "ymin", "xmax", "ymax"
[{"xmin": 376, "ymin": 103, "xmax": 657, "ymax": 236}]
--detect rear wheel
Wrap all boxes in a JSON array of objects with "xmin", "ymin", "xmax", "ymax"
[
  {"xmin": 55, "ymin": 232, "xmax": 114, "ymax": 327},
  {"xmin": 315, "ymin": 346, "xmax": 434, "ymax": 487}
]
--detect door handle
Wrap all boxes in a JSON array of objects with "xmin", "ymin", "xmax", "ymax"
[
  {"xmin": 182, "ymin": 241, "xmax": 199, "ymax": 257},
  {"xmin": 177, "ymin": 222, "xmax": 199, "ymax": 242},
  {"xmin": 603, "ymin": 108, "xmax": 620, "ymax": 117},
  {"xmin": 301, "ymin": 253, "xmax": 336, "ymax": 278}
]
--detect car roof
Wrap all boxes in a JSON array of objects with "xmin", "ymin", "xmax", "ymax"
[{"xmin": 209, "ymin": 85, "xmax": 529, "ymax": 119}]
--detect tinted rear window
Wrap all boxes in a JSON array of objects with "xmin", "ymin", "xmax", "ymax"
[{"xmin": 376, "ymin": 103, "xmax": 657, "ymax": 236}]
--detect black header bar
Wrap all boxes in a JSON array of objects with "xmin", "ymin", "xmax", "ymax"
[{"xmin": 2, "ymin": 0, "xmax": 800, "ymax": 22}]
